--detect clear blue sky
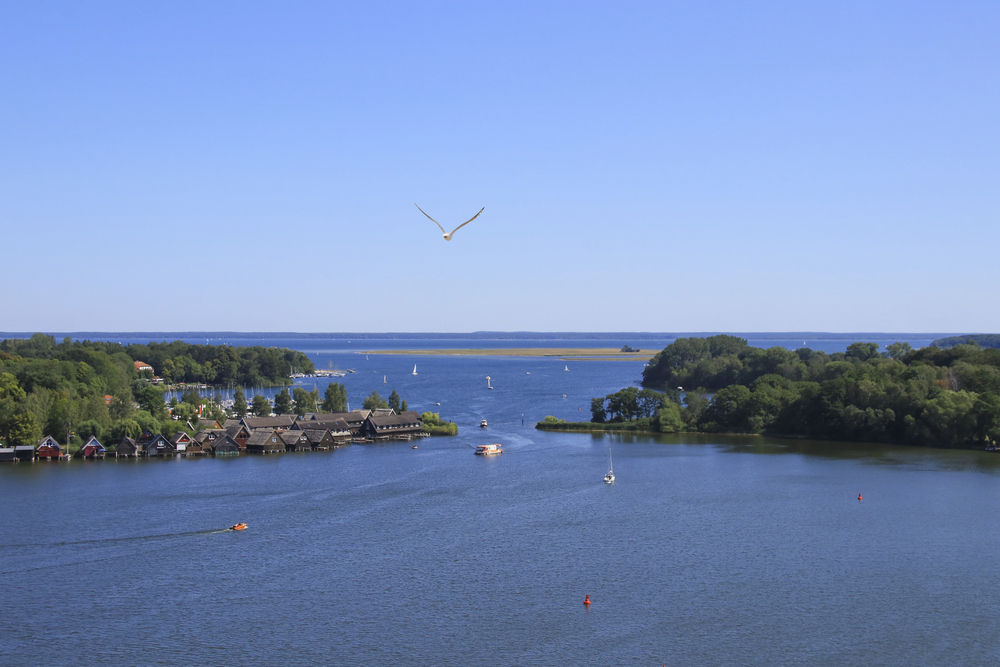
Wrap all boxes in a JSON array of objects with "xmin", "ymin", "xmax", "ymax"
[{"xmin": 2, "ymin": 2, "xmax": 997, "ymax": 333}]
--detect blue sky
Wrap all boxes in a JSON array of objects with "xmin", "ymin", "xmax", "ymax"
[{"xmin": 2, "ymin": 2, "xmax": 997, "ymax": 333}]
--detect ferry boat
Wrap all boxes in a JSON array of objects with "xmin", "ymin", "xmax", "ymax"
[{"xmin": 475, "ymin": 444, "xmax": 503, "ymax": 456}]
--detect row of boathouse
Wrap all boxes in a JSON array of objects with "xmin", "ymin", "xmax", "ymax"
[{"xmin": 0, "ymin": 409, "xmax": 429, "ymax": 461}]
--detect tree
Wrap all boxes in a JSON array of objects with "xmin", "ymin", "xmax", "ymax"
[
  {"xmin": 883, "ymin": 342, "xmax": 914, "ymax": 361},
  {"xmin": 363, "ymin": 391, "xmax": 388, "ymax": 411},
  {"xmin": 322, "ymin": 383, "xmax": 347, "ymax": 413},
  {"xmin": 590, "ymin": 397, "xmax": 607, "ymax": 423},
  {"xmin": 274, "ymin": 388, "xmax": 293, "ymax": 415},
  {"xmin": 292, "ymin": 387, "xmax": 316, "ymax": 416},
  {"xmin": 400, "ymin": 399, "xmax": 408, "ymax": 413},
  {"xmin": 233, "ymin": 388, "xmax": 248, "ymax": 418},
  {"xmin": 251, "ymin": 394, "xmax": 271, "ymax": 417},
  {"xmin": 656, "ymin": 402, "xmax": 685, "ymax": 433},
  {"xmin": 7, "ymin": 411, "xmax": 42, "ymax": 446},
  {"xmin": 136, "ymin": 385, "xmax": 165, "ymax": 418},
  {"xmin": 76, "ymin": 419, "xmax": 104, "ymax": 442},
  {"xmin": 388, "ymin": 390, "xmax": 401, "ymax": 414},
  {"xmin": 845, "ymin": 342, "xmax": 881, "ymax": 362}
]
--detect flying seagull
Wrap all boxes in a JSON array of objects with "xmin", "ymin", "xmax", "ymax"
[{"xmin": 415, "ymin": 203, "xmax": 484, "ymax": 241}]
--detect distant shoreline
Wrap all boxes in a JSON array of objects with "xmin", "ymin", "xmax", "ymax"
[{"xmin": 360, "ymin": 348, "xmax": 656, "ymax": 359}]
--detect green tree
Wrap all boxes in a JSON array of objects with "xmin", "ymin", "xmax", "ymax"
[
  {"xmin": 274, "ymin": 388, "xmax": 293, "ymax": 415},
  {"xmin": 656, "ymin": 402, "xmax": 685, "ymax": 433},
  {"xmin": 883, "ymin": 342, "xmax": 914, "ymax": 361},
  {"xmin": 76, "ymin": 419, "xmax": 104, "ymax": 442},
  {"xmin": 590, "ymin": 397, "xmax": 607, "ymax": 423},
  {"xmin": 388, "ymin": 390, "xmax": 401, "ymax": 413},
  {"xmin": 233, "ymin": 388, "xmax": 248, "ymax": 418},
  {"xmin": 251, "ymin": 394, "xmax": 272, "ymax": 417},
  {"xmin": 7, "ymin": 411, "xmax": 42, "ymax": 446},
  {"xmin": 292, "ymin": 387, "xmax": 317, "ymax": 416},
  {"xmin": 322, "ymin": 383, "xmax": 347, "ymax": 413},
  {"xmin": 135, "ymin": 385, "xmax": 165, "ymax": 418},
  {"xmin": 363, "ymin": 391, "xmax": 388, "ymax": 411},
  {"xmin": 400, "ymin": 399, "xmax": 408, "ymax": 413}
]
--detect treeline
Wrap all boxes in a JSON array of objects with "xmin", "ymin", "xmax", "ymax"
[
  {"xmin": 0, "ymin": 334, "xmax": 313, "ymax": 450},
  {"xmin": 0, "ymin": 334, "xmax": 314, "ymax": 386},
  {"xmin": 932, "ymin": 334, "xmax": 1000, "ymax": 350},
  {"xmin": 629, "ymin": 335, "xmax": 1000, "ymax": 447}
]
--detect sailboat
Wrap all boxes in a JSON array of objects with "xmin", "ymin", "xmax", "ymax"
[
  {"xmin": 604, "ymin": 450, "xmax": 615, "ymax": 484},
  {"xmin": 383, "ymin": 375, "xmax": 386, "ymax": 384},
  {"xmin": 564, "ymin": 365, "xmax": 569, "ymax": 372},
  {"xmin": 411, "ymin": 365, "xmax": 418, "ymax": 376},
  {"xmin": 486, "ymin": 376, "xmax": 493, "ymax": 390}
]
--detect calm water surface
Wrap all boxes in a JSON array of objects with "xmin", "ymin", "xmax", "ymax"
[
  {"xmin": 2, "ymin": 339, "xmax": 997, "ymax": 665},
  {"xmin": 4, "ymin": 435, "xmax": 1000, "ymax": 666}
]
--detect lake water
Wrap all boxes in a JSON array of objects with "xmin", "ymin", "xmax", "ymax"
[{"xmin": 4, "ymin": 335, "xmax": 997, "ymax": 666}]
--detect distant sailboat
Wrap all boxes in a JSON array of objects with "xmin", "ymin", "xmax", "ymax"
[
  {"xmin": 383, "ymin": 375, "xmax": 386, "ymax": 384},
  {"xmin": 564, "ymin": 365, "xmax": 569, "ymax": 372},
  {"xmin": 604, "ymin": 450, "xmax": 615, "ymax": 484},
  {"xmin": 411, "ymin": 365, "xmax": 418, "ymax": 376},
  {"xmin": 486, "ymin": 376, "xmax": 493, "ymax": 390}
]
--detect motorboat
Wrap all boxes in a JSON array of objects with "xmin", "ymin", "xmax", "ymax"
[
  {"xmin": 475, "ymin": 444, "xmax": 502, "ymax": 456},
  {"xmin": 229, "ymin": 523, "xmax": 248, "ymax": 531},
  {"xmin": 480, "ymin": 419, "xmax": 488, "ymax": 428}
]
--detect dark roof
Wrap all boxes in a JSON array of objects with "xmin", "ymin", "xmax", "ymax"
[
  {"xmin": 223, "ymin": 419, "xmax": 243, "ymax": 429},
  {"xmin": 372, "ymin": 408, "xmax": 396, "ymax": 417},
  {"xmin": 367, "ymin": 414, "xmax": 422, "ymax": 429},
  {"xmin": 171, "ymin": 431, "xmax": 192, "ymax": 445},
  {"xmin": 245, "ymin": 429, "xmax": 276, "ymax": 447},
  {"xmin": 299, "ymin": 419, "xmax": 350, "ymax": 433},
  {"xmin": 243, "ymin": 416, "xmax": 295, "ymax": 430},
  {"xmin": 279, "ymin": 431, "xmax": 309, "ymax": 446},
  {"xmin": 302, "ymin": 429, "xmax": 333, "ymax": 444},
  {"xmin": 195, "ymin": 429, "xmax": 227, "ymax": 443}
]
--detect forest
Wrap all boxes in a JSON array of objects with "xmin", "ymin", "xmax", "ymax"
[
  {"xmin": 0, "ymin": 334, "xmax": 315, "ymax": 449},
  {"xmin": 583, "ymin": 335, "xmax": 1000, "ymax": 448}
]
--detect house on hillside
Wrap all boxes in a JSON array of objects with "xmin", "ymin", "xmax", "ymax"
[{"xmin": 134, "ymin": 361, "xmax": 153, "ymax": 373}]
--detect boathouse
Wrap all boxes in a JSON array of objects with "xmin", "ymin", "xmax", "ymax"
[
  {"xmin": 209, "ymin": 434, "xmax": 240, "ymax": 456},
  {"xmin": 0, "ymin": 447, "xmax": 16, "ymax": 462},
  {"xmin": 245, "ymin": 429, "xmax": 284, "ymax": 454},
  {"xmin": 242, "ymin": 416, "xmax": 295, "ymax": 432},
  {"xmin": 115, "ymin": 437, "xmax": 139, "ymax": 458},
  {"xmin": 225, "ymin": 424, "xmax": 251, "ymax": 449},
  {"xmin": 142, "ymin": 435, "xmax": 174, "ymax": 457},
  {"xmin": 300, "ymin": 428, "xmax": 337, "ymax": 450},
  {"xmin": 36, "ymin": 436, "xmax": 63, "ymax": 459},
  {"xmin": 14, "ymin": 445, "xmax": 35, "ymax": 461},
  {"xmin": 279, "ymin": 430, "xmax": 311, "ymax": 452},
  {"xmin": 80, "ymin": 436, "xmax": 106, "ymax": 459},
  {"xmin": 170, "ymin": 432, "xmax": 192, "ymax": 454},
  {"xmin": 362, "ymin": 413, "xmax": 424, "ymax": 441}
]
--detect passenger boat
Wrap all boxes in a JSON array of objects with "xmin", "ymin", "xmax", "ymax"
[
  {"xmin": 229, "ymin": 523, "xmax": 248, "ymax": 531},
  {"xmin": 475, "ymin": 444, "xmax": 502, "ymax": 456}
]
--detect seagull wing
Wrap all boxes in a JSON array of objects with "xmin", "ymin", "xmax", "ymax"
[
  {"xmin": 448, "ymin": 207, "xmax": 485, "ymax": 236},
  {"xmin": 414, "ymin": 203, "xmax": 447, "ymax": 234}
]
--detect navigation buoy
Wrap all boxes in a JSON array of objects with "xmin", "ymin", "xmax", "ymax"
[
  {"xmin": 583, "ymin": 595, "xmax": 591, "ymax": 605},
  {"xmin": 858, "ymin": 494, "xmax": 862, "ymax": 501}
]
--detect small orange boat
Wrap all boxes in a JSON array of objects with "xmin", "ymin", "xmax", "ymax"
[{"xmin": 229, "ymin": 523, "xmax": 248, "ymax": 531}]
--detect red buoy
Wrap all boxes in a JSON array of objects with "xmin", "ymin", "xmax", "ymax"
[
  {"xmin": 858, "ymin": 494, "xmax": 862, "ymax": 501},
  {"xmin": 583, "ymin": 595, "xmax": 591, "ymax": 605}
]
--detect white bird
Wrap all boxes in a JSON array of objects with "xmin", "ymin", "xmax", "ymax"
[{"xmin": 415, "ymin": 203, "xmax": 484, "ymax": 241}]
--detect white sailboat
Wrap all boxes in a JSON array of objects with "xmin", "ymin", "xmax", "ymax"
[
  {"xmin": 486, "ymin": 376, "xmax": 493, "ymax": 390},
  {"xmin": 411, "ymin": 365, "xmax": 418, "ymax": 376},
  {"xmin": 564, "ymin": 365, "xmax": 569, "ymax": 372},
  {"xmin": 604, "ymin": 450, "xmax": 615, "ymax": 484}
]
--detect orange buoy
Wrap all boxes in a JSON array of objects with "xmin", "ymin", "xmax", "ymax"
[
  {"xmin": 583, "ymin": 595, "xmax": 591, "ymax": 605},
  {"xmin": 857, "ymin": 494, "xmax": 862, "ymax": 501}
]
